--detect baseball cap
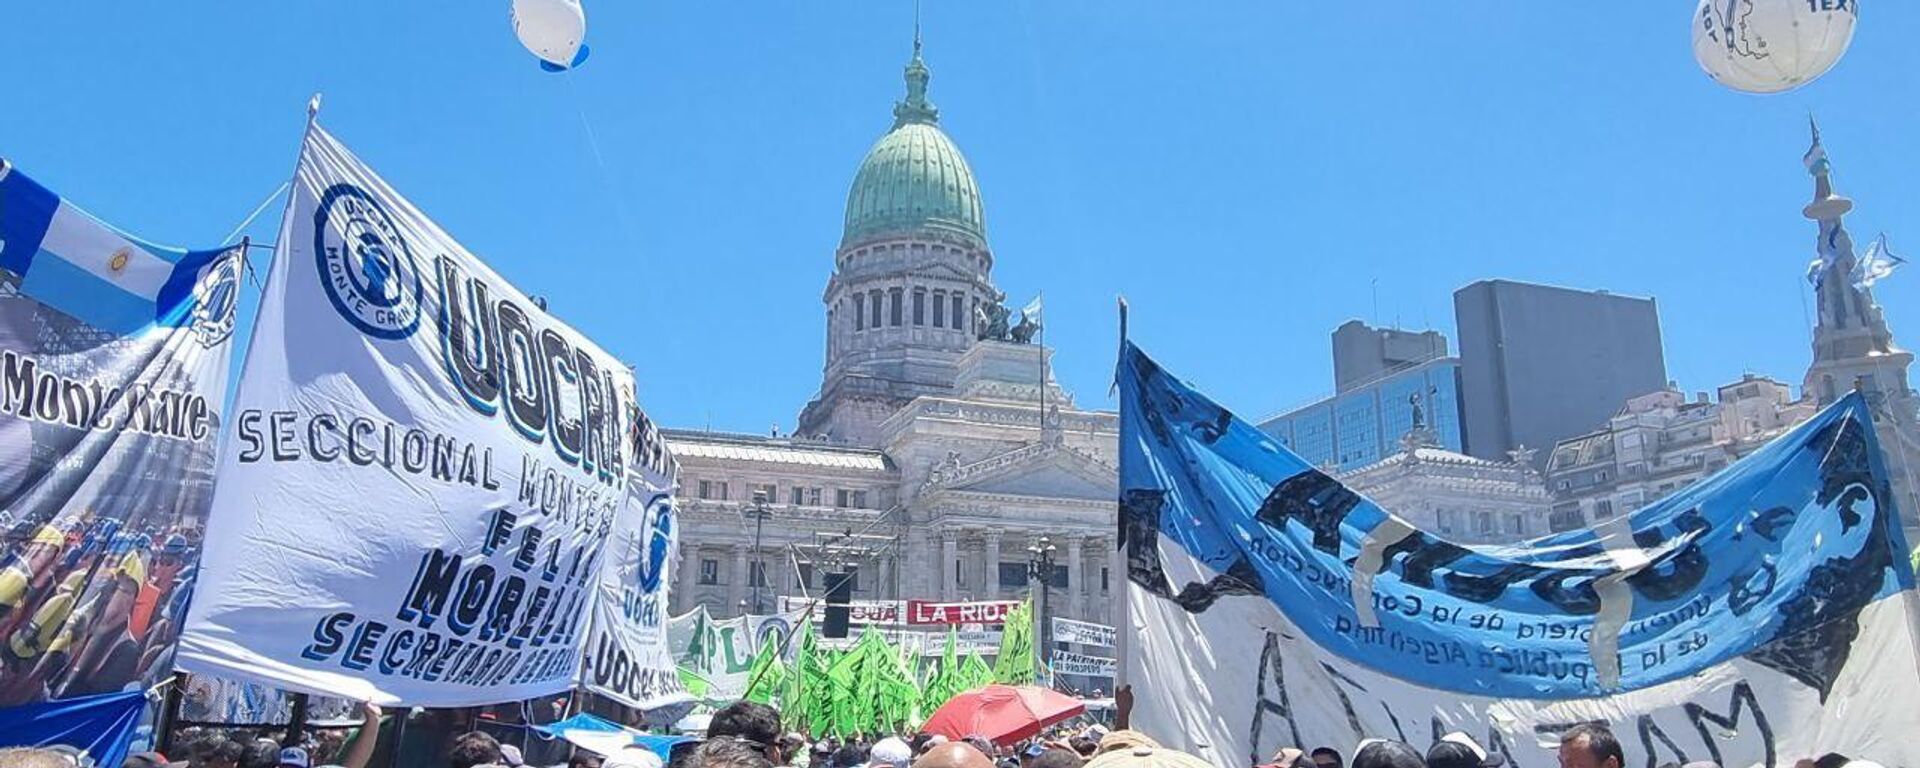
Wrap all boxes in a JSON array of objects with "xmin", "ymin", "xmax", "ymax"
[
  {"xmin": 277, "ymin": 746, "xmax": 312, "ymax": 768},
  {"xmin": 1426, "ymin": 733, "xmax": 1504, "ymax": 768},
  {"xmin": 498, "ymin": 744, "xmax": 525, "ymax": 767},
  {"xmin": 122, "ymin": 752, "xmax": 187, "ymax": 768}
]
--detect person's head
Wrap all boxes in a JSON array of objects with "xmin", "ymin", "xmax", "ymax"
[
  {"xmin": 1426, "ymin": 734, "xmax": 1502, "ymax": 768},
  {"xmin": 870, "ymin": 738, "xmax": 914, "ymax": 768},
  {"xmin": 1068, "ymin": 740, "xmax": 1097, "ymax": 760},
  {"xmin": 918, "ymin": 736, "xmax": 950, "ymax": 756},
  {"xmin": 1028, "ymin": 749, "xmax": 1083, "ymax": 768},
  {"xmin": 912, "ymin": 743, "xmax": 995, "ymax": 768},
  {"xmin": 1557, "ymin": 726, "xmax": 1622, "ymax": 768},
  {"xmin": 202, "ymin": 741, "xmax": 245, "ymax": 768},
  {"xmin": 272, "ymin": 747, "xmax": 310, "ymax": 768},
  {"xmin": 0, "ymin": 748, "xmax": 78, "ymax": 768},
  {"xmin": 1312, "ymin": 750, "xmax": 1344, "ymax": 768},
  {"xmin": 568, "ymin": 754, "xmax": 605, "ymax": 768},
  {"xmin": 122, "ymin": 751, "xmax": 188, "ymax": 768},
  {"xmin": 709, "ymin": 702, "xmax": 785, "ymax": 764},
  {"xmin": 448, "ymin": 731, "xmax": 503, "ymax": 768},
  {"xmin": 831, "ymin": 745, "xmax": 869, "ymax": 768},
  {"xmin": 689, "ymin": 739, "xmax": 775, "ymax": 768},
  {"xmin": 1351, "ymin": 741, "xmax": 1425, "ymax": 768},
  {"xmin": 240, "ymin": 741, "xmax": 280, "ymax": 768}
]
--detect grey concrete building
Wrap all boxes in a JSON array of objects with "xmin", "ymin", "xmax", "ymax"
[
  {"xmin": 1332, "ymin": 320, "xmax": 1450, "ymax": 394},
  {"xmin": 1454, "ymin": 279, "xmax": 1668, "ymax": 468}
]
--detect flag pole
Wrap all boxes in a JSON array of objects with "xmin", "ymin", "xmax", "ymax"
[{"xmin": 1038, "ymin": 290, "xmax": 1049, "ymax": 443}]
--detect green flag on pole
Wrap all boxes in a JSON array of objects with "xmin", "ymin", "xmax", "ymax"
[{"xmin": 992, "ymin": 600, "xmax": 1036, "ymax": 685}]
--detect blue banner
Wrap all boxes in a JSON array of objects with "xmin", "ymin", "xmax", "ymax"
[
  {"xmin": 0, "ymin": 689, "xmax": 147, "ymax": 767},
  {"xmin": 1118, "ymin": 340, "xmax": 1914, "ymax": 699}
]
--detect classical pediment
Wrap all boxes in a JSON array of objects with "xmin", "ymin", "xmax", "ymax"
[{"xmin": 921, "ymin": 439, "xmax": 1116, "ymax": 501}]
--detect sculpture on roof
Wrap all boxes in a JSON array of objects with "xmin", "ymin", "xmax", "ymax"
[
  {"xmin": 975, "ymin": 296, "xmax": 1012, "ymax": 342},
  {"xmin": 1010, "ymin": 308, "xmax": 1041, "ymax": 344}
]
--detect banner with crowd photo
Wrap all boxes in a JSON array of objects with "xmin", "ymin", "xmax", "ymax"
[
  {"xmin": 1051, "ymin": 617, "xmax": 1114, "ymax": 648},
  {"xmin": 176, "ymin": 124, "xmax": 678, "ymax": 707},
  {"xmin": 1116, "ymin": 339, "xmax": 1920, "ymax": 768},
  {"xmin": 0, "ymin": 159, "xmax": 241, "ymax": 709},
  {"xmin": 668, "ymin": 607, "xmax": 805, "ymax": 703}
]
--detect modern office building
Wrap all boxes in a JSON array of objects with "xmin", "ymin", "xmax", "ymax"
[
  {"xmin": 1454, "ymin": 279, "xmax": 1668, "ymax": 468},
  {"xmin": 1260, "ymin": 322, "xmax": 1464, "ymax": 472}
]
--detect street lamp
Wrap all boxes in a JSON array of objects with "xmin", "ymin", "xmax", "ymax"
[
  {"xmin": 1026, "ymin": 536, "xmax": 1058, "ymax": 686},
  {"xmin": 746, "ymin": 489, "xmax": 772, "ymax": 615}
]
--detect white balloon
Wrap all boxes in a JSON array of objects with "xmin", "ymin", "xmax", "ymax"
[
  {"xmin": 512, "ymin": 0, "xmax": 588, "ymax": 69},
  {"xmin": 1692, "ymin": 0, "xmax": 1858, "ymax": 94}
]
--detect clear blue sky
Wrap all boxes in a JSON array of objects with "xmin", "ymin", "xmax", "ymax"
[{"xmin": 3, "ymin": 4, "xmax": 1915, "ymax": 431}]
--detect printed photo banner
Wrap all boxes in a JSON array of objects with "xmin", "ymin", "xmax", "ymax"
[
  {"xmin": 0, "ymin": 158, "xmax": 240, "ymax": 707},
  {"xmin": 1050, "ymin": 617, "xmax": 1114, "ymax": 648},
  {"xmin": 906, "ymin": 599, "xmax": 1021, "ymax": 626},
  {"xmin": 177, "ymin": 125, "xmax": 677, "ymax": 707},
  {"xmin": 1049, "ymin": 649, "xmax": 1115, "ymax": 678},
  {"xmin": 1117, "ymin": 339, "xmax": 1920, "ymax": 768}
]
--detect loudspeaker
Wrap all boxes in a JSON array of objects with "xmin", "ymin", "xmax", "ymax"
[{"xmin": 823, "ymin": 571, "xmax": 853, "ymax": 638}]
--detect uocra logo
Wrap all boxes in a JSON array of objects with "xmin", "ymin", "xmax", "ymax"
[{"xmin": 314, "ymin": 184, "xmax": 424, "ymax": 339}]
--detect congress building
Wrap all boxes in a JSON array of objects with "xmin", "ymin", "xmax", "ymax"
[{"xmin": 664, "ymin": 34, "xmax": 1120, "ymax": 626}]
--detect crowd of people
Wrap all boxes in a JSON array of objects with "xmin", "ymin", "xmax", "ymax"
[{"xmin": 0, "ymin": 692, "xmax": 1895, "ymax": 768}]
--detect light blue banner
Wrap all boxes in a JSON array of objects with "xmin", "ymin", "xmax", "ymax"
[{"xmin": 1118, "ymin": 340, "xmax": 1914, "ymax": 699}]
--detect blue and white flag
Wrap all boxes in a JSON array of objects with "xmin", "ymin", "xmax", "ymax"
[
  {"xmin": 1852, "ymin": 233, "xmax": 1903, "ymax": 292},
  {"xmin": 1117, "ymin": 339, "xmax": 1920, "ymax": 768},
  {"xmin": 0, "ymin": 158, "xmax": 240, "ymax": 710}
]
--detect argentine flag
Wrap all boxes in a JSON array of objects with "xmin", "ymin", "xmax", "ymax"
[{"xmin": 0, "ymin": 157, "xmax": 231, "ymax": 334}]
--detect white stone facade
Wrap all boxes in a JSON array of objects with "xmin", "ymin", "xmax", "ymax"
[{"xmin": 1340, "ymin": 429, "xmax": 1551, "ymax": 544}]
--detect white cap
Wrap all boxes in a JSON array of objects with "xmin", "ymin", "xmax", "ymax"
[{"xmin": 869, "ymin": 738, "xmax": 914, "ymax": 768}]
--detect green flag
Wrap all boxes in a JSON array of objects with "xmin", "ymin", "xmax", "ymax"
[
  {"xmin": 782, "ymin": 619, "xmax": 817, "ymax": 724},
  {"xmin": 992, "ymin": 600, "xmax": 1036, "ymax": 685},
  {"xmin": 923, "ymin": 628, "xmax": 963, "ymax": 712},
  {"xmin": 743, "ymin": 634, "xmax": 787, "ymax": 704}
]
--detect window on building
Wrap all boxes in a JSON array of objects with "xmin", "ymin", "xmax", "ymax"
[
  {"xmin": 870, "ymin": 291, "xmax": 883, "ymax": 328},
  {"xmin": 835, "ymin": 489, "xmax": 868, "ymax": 509},
  {"xmin": 697, "ymin": 480, "xmax": 729, "ymax": 500},
  {"xmin": 1474, "ymin": 511, "xmax": 1494, "ymax": 535},
  {"xmin": 1504, "ymin": 513, "xmax": 1523, "ymax": 535},
  {"xmin": 698, "ymin": 558, "xmax": 720, "ymax": 585},
  {"xmin": 1549, "ymin": 503, "xmax": 1586, "ymax": 532},
  {"xmin": 1437, "ymin": 509, "xmax": 1458, "ymax": 534},
  {"xmin": 889, "ymin": 288, "xmax": 904, "ymax": 326},
  {"xmin": 998, "ymin": 562, "xmax": 1027, "ymax": 589},
  {"xmin": 952, "ymin": 294, "xmax": 966, "ymax": 330},
  {"xmin": 1594, "ymin": 499, "xmax": 1615, "ymax": 519},
  {"xmin": 749, "ymin": 561, "xmax": 769, "ymax": 588},
  {"xmin": 789, "ymin": 486, "xmax": 804, "ymax": 505},
  {"xmin": 1596, "ymin": 470, "xmax": 1609, "ymax": 482},
  {"xmin": 1101, "ymin": 566, "xmax": 1110, "ymax": 592},
  {"xmin": 913, "ymin": 289, "xmax": 926, "ymax": 325},
  {"xmin": 932, "ymin": 290, "xmax": 946, "ymax": 328},
  {"xmin": 752, "ymin": 483, "xmax": 776, "ymax": 504},
  {"xmin": 854, "ymin": 296, "xmax": 864, "ymax": 330},
  {"xmin": 797, "ymin": 563, "xmax": 815, "ymax": 590}
]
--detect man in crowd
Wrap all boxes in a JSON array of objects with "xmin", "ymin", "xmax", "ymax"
[
  {"xmin": 1557, "ymin": 725, "xmax": 1623, "ymax": 768},
  {"xmin": 447, "ymin": 731, "xmax": 503, "ymax": 768},
  {"xmin": 687, "ymin": 739, "xmax": 773, "ymax": 768},
  {"xmin": 1427, "ymin": 733, "xmax": 1503, "ymax": 768},
  {"xmin": 1312, "ymin": 748, "xmax": 1344, "ymax": 768},
  {"xmin": 912, "ymin": 744, "xmax": 992, "ymax": 768},
  {"xmin": 707, "ymin": 701, "xmax": 785, "ymax": 766}
]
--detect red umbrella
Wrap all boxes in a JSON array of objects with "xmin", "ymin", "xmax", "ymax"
[{"xmin": 920, "ymin": 685, "xmax": 1087, "ymax": 745}]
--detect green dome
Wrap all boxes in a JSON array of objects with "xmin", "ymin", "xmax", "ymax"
[{"xmin": 841, "ymin": 39, "xmax": 986, "ymax": 246}]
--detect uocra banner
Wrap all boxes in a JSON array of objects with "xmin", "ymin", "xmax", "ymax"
[
  {"xmin": 178, "ymin": 125, "xmax": 676, "ymax": 706},
  {"xmin": 579, "ymin": 477, "xmax": 688, "ymax": 710},
  {"xmin": 0, "ymin": 158, "xmax": 240, "ymax": 707},
  {"xmin": 1117, "ymin": 339, "xmax": 1920, "ymax": 768}
]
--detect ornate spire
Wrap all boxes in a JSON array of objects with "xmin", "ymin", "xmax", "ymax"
[
  {"xmin": 892, "ymin": 7, "xmax": 939, "ymax": 128},
  {"xmin": 1803, "ymin": 115, "xmax": 1853, "ymax": 223}
]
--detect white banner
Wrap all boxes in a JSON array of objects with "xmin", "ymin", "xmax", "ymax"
[
  {"xmin": 776, "ymin": 596, "xmax": 903, "ymax": 625},
  {"xmin": 1051, "ymin": 617, "xmax": 1115, "ymax": 648},
  {"xmin": 668, "ymin": 608, "xmax": 805, "ymax": 702},
  {"xmin": 1050, "ymin": 649, "xmax": 1115, "ymax": 678},
  {"xmin": 579, "ymin": 483, "xmax": 687, "ymax": 709},
  {"xmin": 178, "ymin": 125, "xmax": 677, "ymax": 706}
]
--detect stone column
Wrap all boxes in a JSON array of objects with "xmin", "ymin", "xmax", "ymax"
[
  {"xmin": 940, "ymin": 530, "xmax": 959, "ymax": 600},
  {"xmin": 983, "ymin": 530, "xmax": 1002, "ymax": 599},
  {"xmin": 729, "ymin": 544, "xmax": 748, "ymax": 617},
  {"xmin": 1066, "ymin": 536, "xmax": 1085, "ymax": 619}
]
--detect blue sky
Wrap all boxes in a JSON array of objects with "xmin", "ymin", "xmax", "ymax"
[{"xmin": 2, "ymin": 3, "xmax": 1914, "ymax": 431}]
